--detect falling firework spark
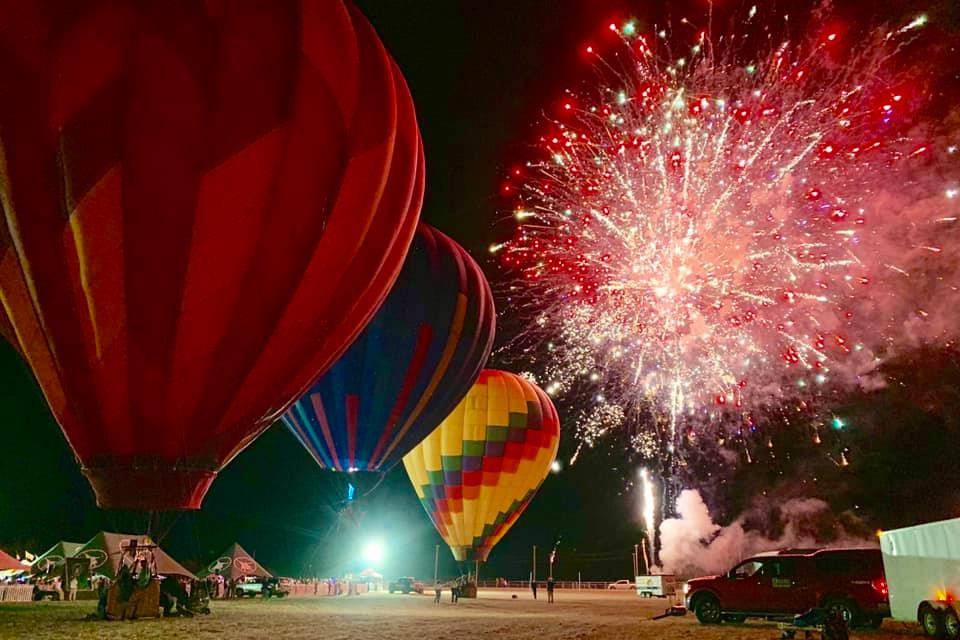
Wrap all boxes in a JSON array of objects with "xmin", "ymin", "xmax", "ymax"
[{"xmin": 499, "ymin": 9, "xmax": 960, "ymax": 459}]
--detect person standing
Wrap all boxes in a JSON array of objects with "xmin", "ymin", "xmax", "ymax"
[
  {"xmin": 52, "ymin": 576, "xmax": 64, "ymax": 602},
  {"xmin": 546, "ymin": 576, "xmax": 555, "ymax": 603},
  {"xmin": 530, "ymin": 578, "xmax": 537, "ymax": 600},
  {"xmin": 136, "ymin": 558, "xmax": 152, "ymax": 590},
  {"xmin": 68, "ymin": 575, "xmax": 78, "ymax": 601},
  {"xmin": 434, "ymin": 583, "xmax": 442, "ymax": 604},
  {"xmin": 96, "ymin": 577, "xmax": 110, "ymax": 619}
]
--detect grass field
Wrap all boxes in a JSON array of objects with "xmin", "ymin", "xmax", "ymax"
[{"xmin": 0, "ymin": 590, "xmax": 925, "ymax": 639}]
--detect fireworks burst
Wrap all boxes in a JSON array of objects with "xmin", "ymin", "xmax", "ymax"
[{"xmin": 499, "ymin": 8, "xmax": 960, "ymax": 461}]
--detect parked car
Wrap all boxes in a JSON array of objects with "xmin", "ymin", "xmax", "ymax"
[
  {"xmin": 388, "ymin": 577, "xmax": 424, "ymax": 594},
  {"xmin": 607, "ymin": 579, "xmax": 633, "ymax": 590},
  {"xmin": 235, "ymin": 576, "xmax": 287, "ymax": 598},
  {"xmin": 684, "ymin": 548, "xmax": 889, "ymax": 628},
  {"xmin": 235, "ymin": 577, "xmax": 263, "ymax": 597}
]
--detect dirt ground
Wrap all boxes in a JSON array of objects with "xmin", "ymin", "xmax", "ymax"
[{"xmin": 0, "ymin": 589, "xmax": 926, "ymax": 639}]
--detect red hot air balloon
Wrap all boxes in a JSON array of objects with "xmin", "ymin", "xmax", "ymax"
[{"xmin": 0, "ymin": 1, "xmax": 424, "ymax": 510}]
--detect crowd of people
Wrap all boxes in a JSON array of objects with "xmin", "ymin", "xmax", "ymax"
[
  {"xmin": 0, "ymin": 573, "xmax": 82, "ymax": 602},
  {"xmin": 31, "ymin": 575, "xmax": 80, "ymax": 601}
]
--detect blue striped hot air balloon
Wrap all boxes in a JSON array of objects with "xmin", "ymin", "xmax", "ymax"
[{"xmin": 282, "ymin": 225, "xmax": 495, "ymax": 473}]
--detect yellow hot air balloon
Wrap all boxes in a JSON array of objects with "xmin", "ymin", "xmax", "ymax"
[{"xmin": 403, "ymin": 370, "xmax": 560, "ymax": 562}]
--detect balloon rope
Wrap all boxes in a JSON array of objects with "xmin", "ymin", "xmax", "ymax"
[
  {"xmin": 360, "ymin": 472, "xmax": 387, "ymax": 498},
  {"xmin": 154, "ymin": 512, "xmax": 182, "ymax": 544}
]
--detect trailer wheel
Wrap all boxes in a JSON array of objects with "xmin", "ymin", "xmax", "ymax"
[
  {"xmin": 944, "ymin": 609, "xmax": 960, "ymax": 639},
  {"xmin": 920, "ymin": 603, "xmax": 946, "ymax": 638}
]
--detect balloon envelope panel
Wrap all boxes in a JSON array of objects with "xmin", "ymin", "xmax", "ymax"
[
  {"xmin": 0, "ymin": 0, "xmax": 423, "ymax": 509},
  {"xmin": 403, "ymin": 370, "xmax": 560, "ymax": 562},
  {"xmin": 283, "ymin": 225, "xmax": 495, "ymax": 472}
]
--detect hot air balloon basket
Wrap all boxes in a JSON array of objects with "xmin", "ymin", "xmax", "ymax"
[{"xmin": 106, "ymin": 579, "xmax": 160, "ymax": 620}]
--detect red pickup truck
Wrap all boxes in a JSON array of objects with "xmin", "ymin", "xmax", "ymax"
[{"xmin": 685, "ymin": 548, "xmax": 889, "ymax": 628}]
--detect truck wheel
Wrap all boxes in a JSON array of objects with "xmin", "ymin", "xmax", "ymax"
[
  {"xmin": 920, "ymin": 603, "xmax": 946, "ymax": 638},
  {"xmin": 693, "ymin": 594, "xmax": 722, "ymax": 625},
  {"xmin": 723, "ymin": 614, "xmax": 746, "ymax": 624},
  {"xmin": 944, "ymin": 609, "xmax": 960, "ymax": 639},
  {"xmin": 823, "ymin": 597, "xmax": 858, "ymax": 626}
]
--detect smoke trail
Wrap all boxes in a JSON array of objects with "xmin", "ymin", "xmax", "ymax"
[{"xmin": 657, "ymin": 489, "xmax": 874, "ymax": 578}]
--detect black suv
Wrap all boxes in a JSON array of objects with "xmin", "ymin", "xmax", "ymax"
[{"xmin": 388, "ymin": 577, "xmax": 424, "ymax": 594}]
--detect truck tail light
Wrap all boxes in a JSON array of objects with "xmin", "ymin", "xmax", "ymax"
[{"xmin": 871, "ymin": 578, "xmax": 888, "ymax": 598}]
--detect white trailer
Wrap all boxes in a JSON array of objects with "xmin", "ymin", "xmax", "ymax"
[
  {"xmin": 635, "ymin": 574, "xmax": 677, "ymax": 598},
  {"xmin": 880, "ymin": 517, "xmax": 960, "ymax": 637}
]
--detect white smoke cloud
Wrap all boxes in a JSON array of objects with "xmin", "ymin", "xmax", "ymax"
[{"xmin": 656, "ymin": 489, "xmax": 875, "ymax": 578}]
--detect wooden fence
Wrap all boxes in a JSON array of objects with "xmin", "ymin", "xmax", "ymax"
[{"xmin": 0, "ymin": 585, "xmax": 34, "ymax": 602}]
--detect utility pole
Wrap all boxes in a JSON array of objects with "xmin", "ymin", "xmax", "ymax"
[
  {"xmin": 433, "ymin": 544, "xmax": 439, "ymax": 585},
  {"xmin": 633, "ymin": 544, "xmax": 639, "ymax": 577},
  {"xmin": 532, "ymin": 545, "xmax": 537, "ymax": 584}
]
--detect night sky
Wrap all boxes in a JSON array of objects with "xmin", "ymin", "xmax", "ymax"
[{"xmin": 2, "ymin": 0, "xmax": 960, "ymax": 582}]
